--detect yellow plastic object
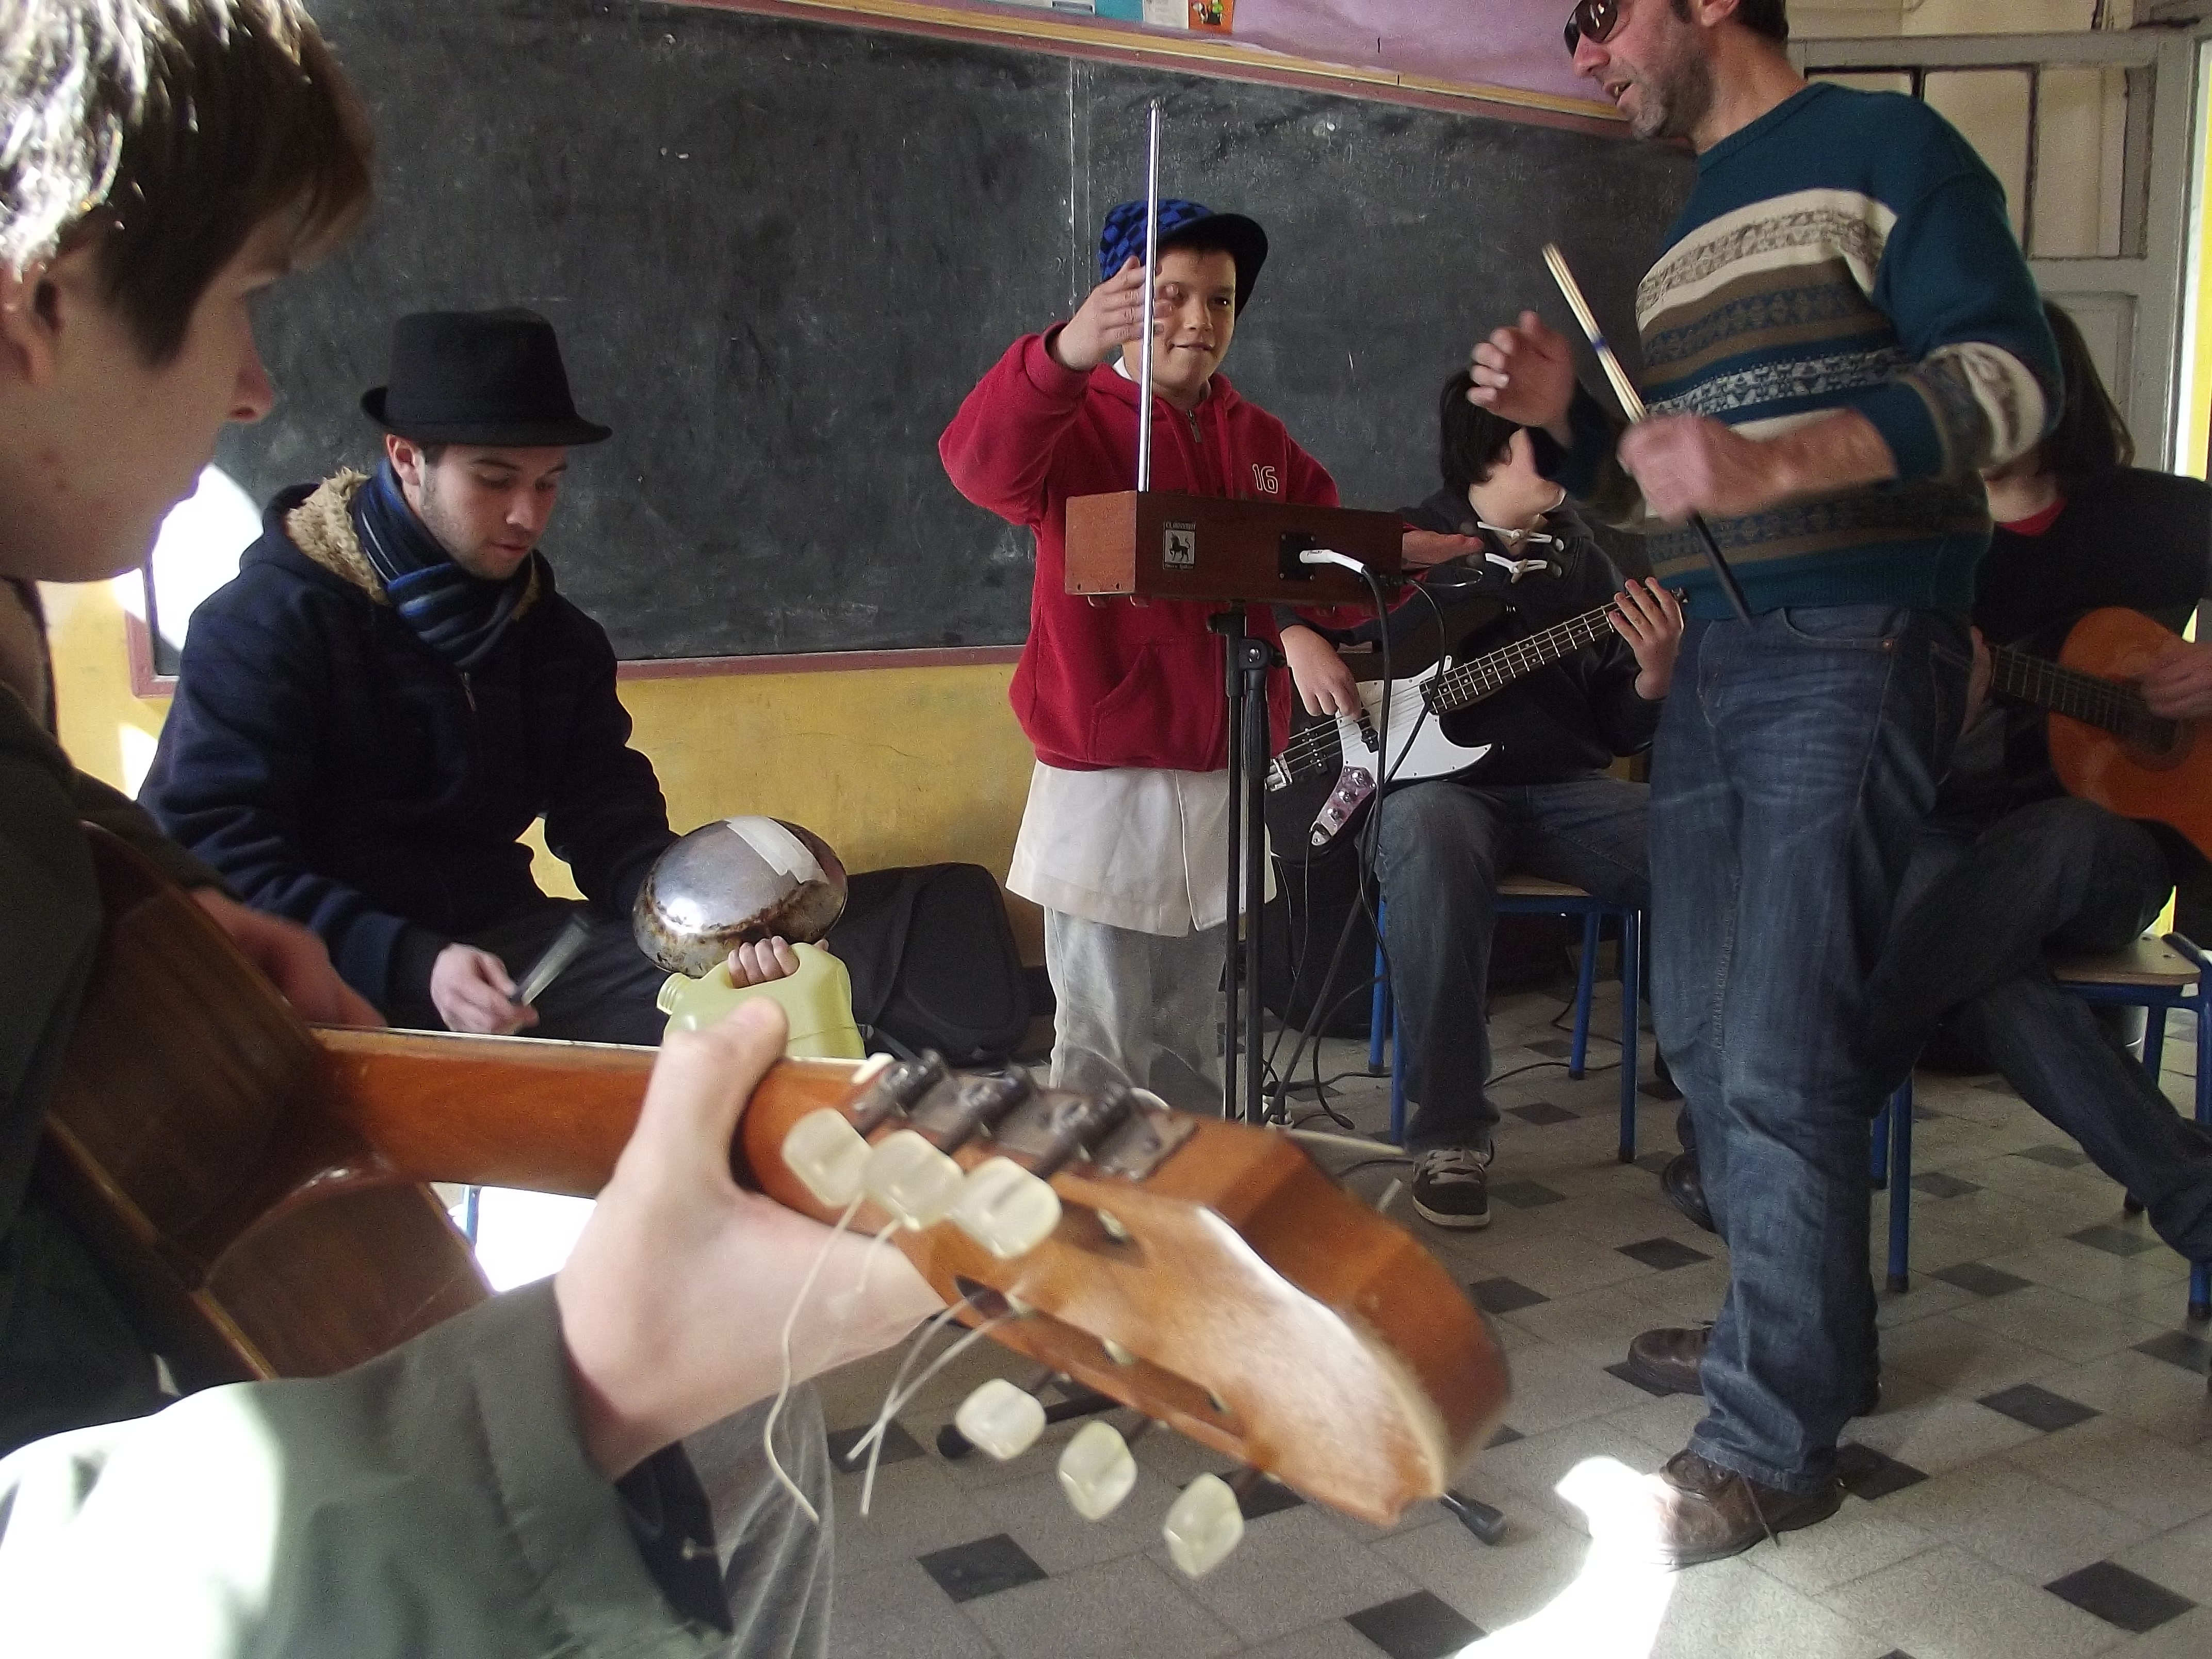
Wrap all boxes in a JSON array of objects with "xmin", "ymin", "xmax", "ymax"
[{"xmin": 655, "ymin": 942, "xmax": 866, "ymax": 1059}]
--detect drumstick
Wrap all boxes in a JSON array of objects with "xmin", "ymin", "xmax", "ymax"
[
  {"xmin": 1541, "ymin": 243, "xmax": 1752, "ymax": 623},
  {"xmin": 516, "ymin": 913, "xmax": 593, "ymax": 1006}
]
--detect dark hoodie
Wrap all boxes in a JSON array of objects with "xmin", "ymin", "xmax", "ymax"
[
  {"xmin": 1362, "ymin": 488, "xmax": 1660, "ymax": 786},
  {"xmin": 140, "ymin": 471, "xmax": 675, "ymax": 1013}
]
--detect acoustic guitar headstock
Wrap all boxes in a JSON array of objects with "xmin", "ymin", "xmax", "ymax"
[{"xmin": 738, "ymin": 1053, "xmax": 1509, "ymax": 1564}]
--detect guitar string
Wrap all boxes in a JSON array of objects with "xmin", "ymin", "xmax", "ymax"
[
  {"xmin": 856, "ymin": 1310, "xmax": 1016, "ymax": 1518},
  {"xmin": 1991, "ymin": 647, "xmax": 2169, "ymax": 740},
  {"xmin": 762, "ymin": 1195, "xmax": 869, "ymax": 1524},
  {"xmin": 1272, "ymin": 605, "xmax": 1621, "ymax": 779},
  {"xmin": 1271, "ymin": 608, "xmax": 1617, "ymax": 775}
]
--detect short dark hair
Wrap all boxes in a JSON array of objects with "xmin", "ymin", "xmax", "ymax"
[
  {"xmin": 1159, "ymin": 225, "xmax": 1240, "ymax": 281},
  {"xmin": 1681, "ymin": 0, "xmax": 1788, "ymax": 42},
  {"xmin": 1, "ymin": 1, "xmax": 372, "ymax": 364},
  {"xmin": 2037, "ymin": 300, "xmax": 2133, "ymax": 486},
  {"xmin": 1439, "ymin": 371, "xmax": 1523, "ymax": 498}
]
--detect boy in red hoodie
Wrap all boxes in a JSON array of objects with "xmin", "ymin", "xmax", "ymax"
[{"xmin": 941, "ymin": 200, "xmax": 1349, "ymax": 1109}]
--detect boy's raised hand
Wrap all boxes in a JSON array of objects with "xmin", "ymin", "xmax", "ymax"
[{"xmin": 1052, "ymin": 257, "xmax": 1151, "ymax": 374}]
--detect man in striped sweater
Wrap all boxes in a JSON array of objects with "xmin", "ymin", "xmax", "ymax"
[{"xmin": 1472, "ymin": 0, "xmax": 2059, "ymax": 1565}]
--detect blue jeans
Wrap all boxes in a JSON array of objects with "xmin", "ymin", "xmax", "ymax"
[
  {"xmin": 1374, "ymin": 775, "xmax": 1650, "ymax": 1151},
  {"xmin": 1868, "ymin": 798, "xmax": 2212, "ymax": 1263},
  {"xmin": 1654, "ymin": 606, "xmax": 1968, "ymax": 1494}
]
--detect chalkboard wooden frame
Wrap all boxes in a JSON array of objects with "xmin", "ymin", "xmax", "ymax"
[{"xmin": 678, "ymin": 0, "xmax": 1625, "ymax": 134}]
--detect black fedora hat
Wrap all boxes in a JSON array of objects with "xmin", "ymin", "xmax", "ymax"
[{"xmin": 362, "ymin": 308, "xmax": 612, "ymax": 446}]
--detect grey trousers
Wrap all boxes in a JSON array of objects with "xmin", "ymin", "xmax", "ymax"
[{"xmin": 1044, "ymin": 910, "xmax": 1225, "ymax": 1112}]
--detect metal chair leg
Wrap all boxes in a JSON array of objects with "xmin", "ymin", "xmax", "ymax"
[
  {"xmin": 1567, "ymin": 912, "xmax": 1600, "ymax": 1079},
  {"xmin": 1617, "ymin": 908, "xmax": 1639, "ymax": 1164}
]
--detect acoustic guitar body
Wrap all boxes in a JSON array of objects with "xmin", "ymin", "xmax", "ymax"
[
  {"xmin": 42, "ymin": 831, "xmax": 488, "ymax": 1386},
  {"xmin": 2045, "ymin": 607, "xmax": 2212, "ymax": 861}
]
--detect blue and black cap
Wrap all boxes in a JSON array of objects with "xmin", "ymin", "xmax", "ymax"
[{"xmin": 1097, "ymin": 199, "xmax": 1269, "ymax": 315}]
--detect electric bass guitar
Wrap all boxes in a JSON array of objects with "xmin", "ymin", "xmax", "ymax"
[
  {"xmin": 1268, "ymin": 597, "xmax": 1627, "ymax": 852},
  {"xmin": 1989, "ymin": 606, "xmax": 2212, "ymax": 862},
  {"xmin": 42, "ymin": 827, "xmax": 1508, "ymax": 1531}
]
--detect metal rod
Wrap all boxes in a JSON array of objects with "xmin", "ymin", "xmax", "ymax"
[
  {"xmin": 1540, "ymin": 242, "xmax": 1753, "ymax": 624},
  {"xmin": 1137, "ymin": 101, "xmax": 1161, "ymax": 493}
]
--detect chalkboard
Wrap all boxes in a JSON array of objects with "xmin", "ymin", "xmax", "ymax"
[{"xmin": 210, "ymin": 0, "xmax": 1693, "ymax": 662}]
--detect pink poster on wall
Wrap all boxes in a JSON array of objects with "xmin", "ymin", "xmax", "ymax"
[{"xmin": 1230, "ymin": 0, "xmax": 1596, "ymax": 103}]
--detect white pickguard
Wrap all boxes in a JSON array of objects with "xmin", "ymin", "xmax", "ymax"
[{"xmin": 1304, "ymin": 659, "xmax": 1493, "ymax": 847}]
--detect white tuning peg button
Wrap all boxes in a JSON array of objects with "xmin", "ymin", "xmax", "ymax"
[
  {"xmin": 950, "ymin": 1158, "xmax": 1062, "ymax": 1258},
  {"xmin": 1163, "ymin": 1473, "xmax": 1245, "ymax": 1579},
  {"xmin": 781, "ymin": 1110, "xmax": 871, "ymax": 1209},
  {"xmin": 1056, "ymin": 1421, "xmax": 1138, "ymax": 1521},
  {"xmin": 954, "ymin": 1379, "xmax": 1048, "ymax": 1462},
  {"xmin": 861, "ymin": 1130, "xmax": 966, "ymax": 1230}
]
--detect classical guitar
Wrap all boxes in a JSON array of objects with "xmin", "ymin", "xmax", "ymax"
[
  {"xmin": 41, "ymin": 828, "xmax": 1508, "ymax": 1531},
  {"xmin": 1268, "ymin": 597, "xmax": 1627, "ymax": 852},
  {"xmin": 1987, "ymin": 606, "xmax": 2211, "ymax": 863}
]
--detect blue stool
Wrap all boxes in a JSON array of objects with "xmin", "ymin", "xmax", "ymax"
[
  {"xmin": 1868, "ymin": 933, "xmax": 2211, "ymax": 1322},
  {"xmin": 1370, "ymin": 877, "xmax": 1642, "ymax": 1163}
]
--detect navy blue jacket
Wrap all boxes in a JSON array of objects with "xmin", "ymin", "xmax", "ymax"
[{"xmin": 141, "ymin": 474, "xmax": 676, "ymax": 1012}]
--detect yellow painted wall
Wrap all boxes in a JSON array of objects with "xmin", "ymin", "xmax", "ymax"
[{"xmin": 44, "ymin": 576, "xmax": 1047, "ymax": 962}]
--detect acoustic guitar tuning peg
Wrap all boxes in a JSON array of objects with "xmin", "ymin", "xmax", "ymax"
[
  {"xmin": 861, "ymin": 1129, "xmax": 966, "ymax": 1230},
  {"xmin": 953, "ymin": 1378, "xmax": 1047, "ymax": 1462},
  {"xmin": 949, "ymin": 1157, "xmax": 1062, "ymax": 1259},
  {"xmin": 781, "ymin": 1109, "xmax": 872, "ymax": 1209},
  {"xmin": 1162, "ymin": 1473, "xmax": 1244, "ymax": 1579},
  {"xmin": 1057, "ymin": 1420, "xmax": 1138, "ymax": 1521}
]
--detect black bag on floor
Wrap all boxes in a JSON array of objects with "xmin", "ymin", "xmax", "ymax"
[{"xmin": 826, "ymin": 864, "xmax": 1030, "ymax": 1065}]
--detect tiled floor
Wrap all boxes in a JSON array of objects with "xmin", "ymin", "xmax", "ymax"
[{"xmin": 808, "ymin": 977, "xmax": 2212, "ymax": 1659}]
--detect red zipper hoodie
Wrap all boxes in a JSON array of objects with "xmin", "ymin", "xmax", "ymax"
[{"xmin": 940, "ymin": 330, "xmax": 1340, "ymax": 772}]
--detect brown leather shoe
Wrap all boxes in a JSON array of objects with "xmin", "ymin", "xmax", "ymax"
[
  {"xmin": 1635, "ymin": 1449, "xmax": 1843, "ymax": 1568},
  {"xmin": 1623, "ymin": 1326, "xmax": 1883, "ymax": 1416},
  {"xmin": 1624, "ymin": 1324, "xmax": 1711, "ymax": 1394}
]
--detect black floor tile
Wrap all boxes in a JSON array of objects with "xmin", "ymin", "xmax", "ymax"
[
  {"xmin": 2043, "ymin": 1561, "xmax": 2197, "ymax": 1634},
  {"xmin": 1487, "ymin": 1424, "xmax": 1525, "ymax": 1449},
  {"xmin": 1345, "ymin": 1590, "xmax": 1486, "ymax": 1658},
  {"xmin": 915, "ymin": 1534, "xmax": 1048, "ymax": 1604},
  {"xmin": 1836, "ymin": 1441, "xmax": 1929, "ymax": 1501},
  {"xmin": 1929, "ymin": 1261, "xmax": 2032, "ymax": 1297},
  {"xmin": 1526, "ymin": 1039, "xmax": 1577, "ymax": 1061},
  {"xmin": 1606, "ymin": 1360, "xmax": 1680, "ymax": 1397},
  {"xmin": 1977, "ymin": 1383, "xmax": 2101, "ymax": 1434},
  {"xmin": 1911, "ymin": 1172, "xmax": 1983, "ymax": 1199},
  {"xmin": 825, "ymin": 1419, "xmax": 922, "ymax": 1472},
  {"xmin": 2016, "ymin": 1145, "xmax": 2092, "ymax": 1169},
  {"xmin": 1639, "ymin": 1079, "xmax": 1683, "ymax": 1101},
  {"xmin": 1910, "ymin": 1104, "xmax": 1941, "ymax": 1121},
  {"xmin": 1634, "ymin": 1150, "xmax": 1676, "ymax": 1175},
  {"xmin": 1508, "ymin": 1101, "xmax": 1578, "ymax": 1126},
  {"xmin": 1237, "ymin": 1478, "xmax": 1305, "ymax": 1520},
  {"xmin": 1470, "ymin": 1276, "xmax": 1551, "ymax": 1314},
  {"xmin": 1617, "ymin": 1237, "xmax": 1712, "ymax": 1272},
  {"xmin": 1491, "ymin": 1179, "xmax": 1569, "ymax": 1208},
  {"xmin": 2134, "ymin": 1329, "xmax": 2212, "ymax": 1374},
  {"xmin": 2070, "ymin": 1224, "xmax": 2161, "ymax": 1258}
]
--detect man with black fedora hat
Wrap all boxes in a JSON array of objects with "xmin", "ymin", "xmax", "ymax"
[{"xmin": 144, "ymin": 306, "xmax": 776, "ymax": 1042}]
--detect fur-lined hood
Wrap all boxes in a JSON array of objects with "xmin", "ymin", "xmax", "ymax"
[{"xmin": 282, "ymin": 469, "xmax": 540, "ymax": 619}]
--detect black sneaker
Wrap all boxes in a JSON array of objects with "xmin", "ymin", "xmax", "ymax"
[{"xmin": 1411, "ymin": 1146, "xmax": 1492, "ymax": 1229}]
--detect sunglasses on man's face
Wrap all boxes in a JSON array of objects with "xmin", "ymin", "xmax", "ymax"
[{"xmin": 1563, "ymin": 0, "xmax": 1622, "ymax": 54}]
